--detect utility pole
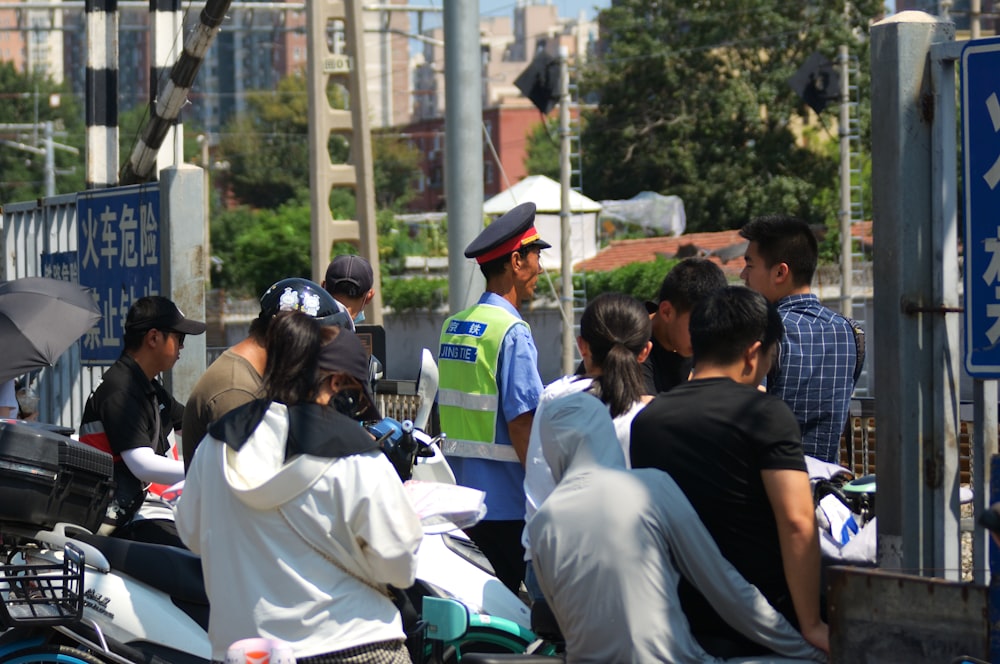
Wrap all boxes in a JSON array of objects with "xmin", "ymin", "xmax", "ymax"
[
  {"xmin": 443, "ymin": 0, "xmax": 482, "ymax": 313},
  {"xmin": 838, "ymin": 44, "xmax": 852, "ymax": 319},
  {"xmin": 306, "ymin": 0, "xmax": 383, "ymax": 323},
  {"xmin": 559, "ymin": 45, "xmax": 574, "ymax": 376}
]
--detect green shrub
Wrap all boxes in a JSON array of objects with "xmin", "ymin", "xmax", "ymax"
[
  {"xmin": 382, "ymin": 276, "xmax": 448, "ymax": 312},
  {"xmin": 574, "ymin": 256, "xmax": 679, "ymax": 304}
]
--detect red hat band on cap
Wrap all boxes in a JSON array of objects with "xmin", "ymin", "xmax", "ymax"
[{"xmin": 475, "ymin": 227, "xmax": 543, "ymax": 264}]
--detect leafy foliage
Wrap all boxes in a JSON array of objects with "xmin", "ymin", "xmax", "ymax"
[
  {"xmin": 578, "ymin": 0, "xmax": 880, "ymax": 233},
  {"xmin": 575, "ymin": 256, "xmax": 680, "ymax": 304},
  {"xmin": 381, "ymin": 276, "xmax": 449, "ymax": 312},
  {"xmin": 218, "ymin": 73, "xmax": 348, "ymax": 209},
  {"xmin": 524, "ymin": 118, "xmax": 560, "ymax": 180},
  {"xmin": 0, "ymin": 63, "xmax": 85, "ymax": 203},
  {"xmin": 373, "ymin": 131, "xmax": 421, "ymax": 211}
]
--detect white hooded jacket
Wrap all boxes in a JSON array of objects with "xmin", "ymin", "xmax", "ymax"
[
  {"xmin": 176, "ymin": 400, "xmax": 423, "ymax": 660},
  {"xmin": 527, "ymin": 391, "xmax": 827, "ymax": 664}
]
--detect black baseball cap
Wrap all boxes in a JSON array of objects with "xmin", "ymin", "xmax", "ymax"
[
  {"xmin": 325, "ymin": 255, "xmax": 374, "ymax": 296},
  {"xmin": 317, "ymin": 327, "xmax": 380, "ymax": 420},
  {"xmin": 124, "ymin": 296, "xmax": 207, "ymax": 335}
]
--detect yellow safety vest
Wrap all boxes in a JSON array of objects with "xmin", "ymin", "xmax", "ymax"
[{"xmin": 438, "ymin": 303, "xmax": 524, "ymax": 463}]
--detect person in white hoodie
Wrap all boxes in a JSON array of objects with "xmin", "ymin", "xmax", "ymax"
[
  {"xmin": 177, "ymin": 312, "xmax": 422, "ymax": 663},
  {"xmin": 528, "ymin": 391, "xmax": 827, "ymax": 664}
]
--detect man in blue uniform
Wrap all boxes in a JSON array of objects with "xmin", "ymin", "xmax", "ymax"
[{"xmin": 438, "ymin": 202, "xmax": 549, "ymax": 593}]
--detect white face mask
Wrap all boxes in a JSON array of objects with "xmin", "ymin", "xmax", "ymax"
[{"xmin": 353, "ymin": 310, "xmax": 366, "ymax": 325}]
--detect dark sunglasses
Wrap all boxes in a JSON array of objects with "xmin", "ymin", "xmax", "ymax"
[{"xmin": 159, "ymin": 329, "xmax": 186, "ymax": 345}]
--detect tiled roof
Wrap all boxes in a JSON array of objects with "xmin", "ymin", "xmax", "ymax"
[
  {"xmin": 575, "ymin": 229, "xmax": 748, "ymax": 276},
  {"xmin": 574, "ymin": 221, "xmax": 875, "ymax": 277}
]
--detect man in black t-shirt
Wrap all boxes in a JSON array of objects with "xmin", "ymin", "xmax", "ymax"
[
  {"xmin": 642, "ymin": 258, "xmax": 727, "ymax": 394},
  {"xmin": 631, "ymin": 286, "xmax": 828, "ymax": 658}
]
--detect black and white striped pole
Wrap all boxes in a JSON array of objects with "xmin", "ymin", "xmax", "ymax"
[
  {"xmin": 85, "ymin": 0, "xmax": 118, "ymax": 189},
  {"xmin": 121, "ymin": 0, "xmax": 230, "ymax": 184},
  {"xmin": 151, "ymin": 0, "xmax": 183, "ymax": 172}
]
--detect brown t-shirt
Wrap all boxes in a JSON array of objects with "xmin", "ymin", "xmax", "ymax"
[{"xmin": 181, "ymin": 348, "xmax": 263, "ymax": 470}]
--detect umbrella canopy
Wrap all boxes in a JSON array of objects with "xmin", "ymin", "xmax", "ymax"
[{"xmin": 0, "ymin": 277, "xmax": 102, "ymax": 385}]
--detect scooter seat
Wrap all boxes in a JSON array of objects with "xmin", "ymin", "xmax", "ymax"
[{"xmin": 72, "ymin": 532, "xmax": 208, "ymax": 605}]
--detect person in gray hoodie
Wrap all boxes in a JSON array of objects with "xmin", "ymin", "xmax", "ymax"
[{"xmin": 527, "ymin": 391, "xmax": 827, "ymax": 664}]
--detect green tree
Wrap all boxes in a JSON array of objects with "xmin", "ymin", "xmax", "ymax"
[
  {"xmin": 217, "ymin": 73, "xmax": 419, "ymax": 212},
  {"xmin": 580, "ymin": 0, "xmax": 880, "ymax": 233},
  {"xmin": 373, "ymin": 131, "xmax": 421, "ymax": 211},
  {"xmin": 524, "ymin": 118, "xmax": 560, "ymax": 179},
  {"xmin": 0, "ymin": 63, "xmax": 85, "ymax": 204}
]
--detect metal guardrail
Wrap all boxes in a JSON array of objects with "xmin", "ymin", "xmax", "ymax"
[{"xmin": 842, "ymin": 397, "xmax": 974, "ymax": 485}]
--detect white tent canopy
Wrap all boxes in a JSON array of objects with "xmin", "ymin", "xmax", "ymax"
[
  {"xmin": 483, "ymin": 175, "xmax": 602, "ymax": 214},
  {"xmin": 483, "ymin": 175, "xmax": 600, "ymax": 270}
]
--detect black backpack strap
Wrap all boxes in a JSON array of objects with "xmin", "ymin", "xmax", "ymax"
[{"xmin": 845, "ymin": 317, "xmax": 866, "ymax": 385}]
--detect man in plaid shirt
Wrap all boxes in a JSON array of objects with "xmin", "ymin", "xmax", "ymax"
[{"xmin": 739, "ymin": 215, "xmax": 858, "ymax": 463}]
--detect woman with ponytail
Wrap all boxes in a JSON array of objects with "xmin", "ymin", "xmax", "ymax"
[{"xmin": 522, "ymin": 293, "xmax": 653, "ymax": 602}]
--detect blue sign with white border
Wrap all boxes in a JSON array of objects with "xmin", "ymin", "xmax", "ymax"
[
  {"xmin": 963, "ymin": 36, "xmax": 1000, "ymax": 376},
  {"xmin": 77, "ymin": 184, "xmax": 161, "ymax": 365}
]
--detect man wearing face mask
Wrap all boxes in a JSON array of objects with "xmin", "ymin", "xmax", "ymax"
[{"xmin": 323, "ymin": 255, "xmax": 376, "ymax": 330}]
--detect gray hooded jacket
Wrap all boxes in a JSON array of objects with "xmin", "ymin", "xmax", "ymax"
[{"xmin": 527, "ymin": 391, "xmax": 827, "ymax": 664}]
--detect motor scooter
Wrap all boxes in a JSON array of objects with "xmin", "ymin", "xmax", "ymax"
[{"xmin": 0, "ymin": 350, "xmax": 536, "ymax": 663}]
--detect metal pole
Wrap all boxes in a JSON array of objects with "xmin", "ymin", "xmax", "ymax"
[
  {"xmin": 971, "ymin": 0, "xmax": 982, "ymax": 39},
  {"xmin": 870, "ymin": 13, "xmax": 956, "ymax": 574},
  {"xmin": 559, "ymin": 46, "xmax": 574, "ymax": 376},
  {"xmin": 838, "ymin": 44, "xmax": 853, "ymax": 319},
  {"xmin": 444, "ymin": 0, "xmax": 482, "ymax": 312},
  {"xmin": 974, "ymin": 381, "xmax": 998, "ymax": 585},
  {"xmin": 85, "ymin": 0, "xmax": 118, "ymax": 188},
  {"xmin": 43, "ymin": 120, "xmax": 54, "ymax": 198}
]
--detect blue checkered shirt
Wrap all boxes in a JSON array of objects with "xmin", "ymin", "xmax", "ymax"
[{"xmin": 769, "ymin": 293, "xmax": 857, "ymax": 462}]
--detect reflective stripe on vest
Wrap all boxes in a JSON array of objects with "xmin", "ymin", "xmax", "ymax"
[
  {"xmin": 441, "ymin": 438, "xmax": 520, "ymax": 463},
  {"xmin": 437, "ymin": 389, "xmax": 498, "ymax": 412},
  {"xmin": 438, "ymin": 303, "xmax": 524, "ymax": 455},
  {"xmin": 79, "ymin": 420, "xmax": 122, "ymax": 462}
]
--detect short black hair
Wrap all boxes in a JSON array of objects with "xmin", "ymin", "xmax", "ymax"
[
  {"xmin": 739, "ymin": 215, "xmax": 818, "ymax": 287},
  {"xmin": 479, "ymin": 246, "xmax": 536, "ymax": 280},
  {"xmin": 690, "ymin": 286, "xmax": 783, "ymax": 366},
  {"xmin": 657, "ymin": 258, "xmax": 728, "ymax": 313}
]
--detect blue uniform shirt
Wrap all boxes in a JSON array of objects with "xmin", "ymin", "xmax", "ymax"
[{"xmin": 448, "ymin": 292, "xmax": 543, "ymax": 521}]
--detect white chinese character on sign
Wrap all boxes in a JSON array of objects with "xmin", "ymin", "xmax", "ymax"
[
  {"xmin": 140, "ymin": 201, "xmax": 158, "ymax": 266},
  {"xmin": 43, "ymin": 263, "xmax": 53, "ymax": 279},
  {"xmin": 102, "ymin": 289, "xmax": 119, "ymax": 348},
  {"xmin": 447, "ymin": 321, "xmax": 459, "ymax": 334},
  {"xmin": 984, "ymin": 227, "xmax": 1000, "ymax": 345},
  {"xmin": 468, "ymin": 323, "xmax": 483, "ymax": 336},
  {"xmin": 100, "ymin": 206, "xmax": 118, "ymax": 269},
  {"xmin": 119, "ymin": 203, "xmax": 138, "ymax": 268},
  {"xmin": 81, "ymin": 209, "xmax": 100, "ymax": 269},
  {"xmin": 985, "ymin": 92, "xmax": 1000, "ymax": 191}
]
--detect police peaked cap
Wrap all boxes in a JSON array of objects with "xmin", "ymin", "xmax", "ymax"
[{"xmin": 465, "ymin": 202, "xmax": 552, "ymax": 264}]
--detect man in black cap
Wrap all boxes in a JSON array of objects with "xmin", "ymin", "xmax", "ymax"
[
  {"xmin": 437, "ymin": 201, "xmax": 550, "ymax": 593},
  {"xmin": 323, "ymin": 254, "xmax": 376, "ymax": 330},
  {"xmin": 80, "ymin": 295, "xmax": 206, "ymax": 545}
]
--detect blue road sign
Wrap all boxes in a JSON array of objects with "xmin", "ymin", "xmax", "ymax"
[
  {"xmin": 963, "ymin": 36, "xmax": 1000, "ymax": 376},
  {"xmin": 77, "ymin": 184, "xmax": 161, "ymax": 365}
]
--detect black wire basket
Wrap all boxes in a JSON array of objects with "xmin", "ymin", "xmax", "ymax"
[{"xmin": 0, "ymin": 542, "xmax": 85, "ymax": 627}]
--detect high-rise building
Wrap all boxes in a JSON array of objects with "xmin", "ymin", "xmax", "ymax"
[
  {"xmin": 895, "ymin": 0, "xmax": 997, "ymax": 33},
  {"xmin": 405, "ymin": 1, "xmax": 597, "ymax": 212}
]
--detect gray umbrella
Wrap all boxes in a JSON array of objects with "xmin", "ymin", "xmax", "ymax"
[{"xmin": 0, "ymin": 277, "xmax": 101, "ymax": 385}]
